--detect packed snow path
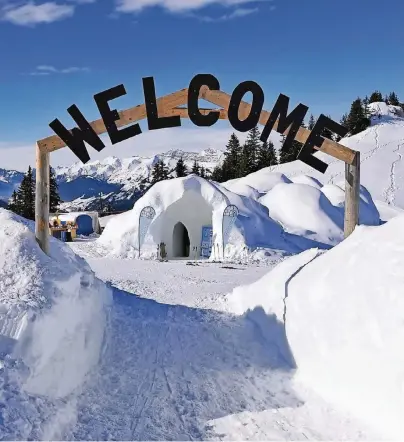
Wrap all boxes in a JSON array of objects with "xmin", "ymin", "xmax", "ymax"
[{"xmin": 60, "ymin": 240, "xmax": 378, "ymax": 440}]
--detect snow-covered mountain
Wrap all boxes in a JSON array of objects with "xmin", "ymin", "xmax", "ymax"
[
  {"xmin": 0, "ymin": 168, "xmax": 24, "ymax": 204},
  {"xmin": 55, "ymin": 148, "xmax": 224, "ymax": 211},
  {"xmin": 0, "ymin": 148, "xmax": 224, "ymax": 211}
]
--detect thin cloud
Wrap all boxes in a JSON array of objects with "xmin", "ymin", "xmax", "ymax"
[
  {"xmin": 1, "ymin": 0, "xmax": 94, "ymax": 26},
  {"xmin": 115, "ymin": 0, "xmax": 272, "ymax": 14},
  {"xmin": 1, "ymin": 2, "xmax": 75, "ymax": 25},
  {"xmin": 198, "ymin": 7, "xmax": 259, "ymax": 22},
  {"xmin": 27, "ymin": 65, "xmax": 90, "ymax": 75}
]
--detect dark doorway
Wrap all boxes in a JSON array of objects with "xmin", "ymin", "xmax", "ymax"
[
  {"xmin": 173, "ymin": 222, "xmax": 190, "ymax": 258},
  {"xmin": 76, "ymin": 214, "xmax": 94, "ymax": 236}
]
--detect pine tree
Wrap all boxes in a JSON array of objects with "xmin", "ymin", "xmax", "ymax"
[
  {"xmin": 200, "ymin": 166, "xmax": 206, "ymax": 178},
  {"xmin": 175, "ymin": 157, "xmax": 187, "ymax": 177},
  {"xmin": 321, "ymin": 114, "xmax": 334, "ymax": 141},
  {"xmin": 191, "ymin": 160, "xmax": 200, "ymax": 175},
  {"xmin": 362, "ymin": 95, "xmax": 370, "ymax": 118},
  {"xmin": 49, "ymin": 167, "xmax": 62, "ymax": 212},
  {"xmin": 346, "ymin": 98, "xmax": 370, "ymax": 135},
  {"xmin": 7, "ymin": 190, "xmax": 21, "ymax": 214},
  {"xmin": 151, "ymin": 159, "xmax": 168, "ymax": 184},
  {"xmin": 220, "ymin": 133, "xmax": 242, "ymax": 181},
  {"xmin": 279, "ymin": 122, "xmax": 306, "ymax": 164},
  {"xmin": 17, "ymin": 166, "xmax": 35, "ymax": 220},
  {"xmin": 161, "ymin": 160, "xmax": 169, "ymax": 180},
  {"xmin": 384, "ymin": 94, "xmax": 389, "ymax": 104},
  {"xmin": 308, "ymin": 114, "xmax": 316, "ymax": 131},
  {"xmin": 256, "ymin": 140, "xmax": 278, "ymax": 170},
  {"xmin": 210, "ymin": 166, "xmax": 223, "ymax": 182},
  {"xmin": 388, "ymin": 92, "xmax": 400, "ymax": 106},
  {"xmin": 369, "ymin": 91, "xmax": 383, "ymax": 103},
  {"xmin": 240, "ymin": 126, "xmax": 261, "ymax": 175}
]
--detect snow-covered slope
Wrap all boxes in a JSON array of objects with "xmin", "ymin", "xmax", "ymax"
[
  {"xmin": 255, "ymin": 102, "xmax": 404, "ymax": 209},
  {"xmin": 221, "ymin": 214, "xmax": 404, "ymax": 440}
]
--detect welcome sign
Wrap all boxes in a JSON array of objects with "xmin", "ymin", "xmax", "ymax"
[{"xmin": 48, "ymin": 74, "xmax": 350, "ymax": 174}]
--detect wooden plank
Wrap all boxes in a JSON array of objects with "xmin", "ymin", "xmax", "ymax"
[
  {"xmin": 35, "ymin": 143, "xmax": 50, "ymax": 255},
  {"xmin": 199, "ymin": 87, "xmax": 356, "ymax": 165},
  {"xmin": 344, "ymin": 151, "xmax": 360, "ymax": 238},
  {"xmin": 168, "ymin": 107, "xmax": 228, "ymax": 119},
  {"xmin": 38, "ymin": 88, "xmax": 190, "ymax": 152}
]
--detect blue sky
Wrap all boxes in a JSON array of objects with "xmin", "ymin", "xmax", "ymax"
[{"xmin": 0, "ymin": 0, "xmax": 404, "ymax": 170}]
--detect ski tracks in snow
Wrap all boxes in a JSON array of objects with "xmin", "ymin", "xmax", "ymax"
[{"xmin": 67, "ymin": 291, "xmax": 299, "ymax": 440}]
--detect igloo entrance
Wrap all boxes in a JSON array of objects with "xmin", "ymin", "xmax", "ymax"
[{"xmin": 172, "ymin": 222, "xmax": 190, "ymax": 258}]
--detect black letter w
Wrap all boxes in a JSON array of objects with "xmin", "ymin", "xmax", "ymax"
[{"xmin": 49, "ymin": 104, "xmax": 105, "ymax": 164}]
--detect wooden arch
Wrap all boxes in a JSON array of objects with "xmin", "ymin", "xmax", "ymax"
[{"xmin": 35, "ymin": 86, "xmax": 360, "ymax": 254}]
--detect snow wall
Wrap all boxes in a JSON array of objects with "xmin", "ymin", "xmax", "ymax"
[
  {"xmin": 99, "ymin": 173, "xmax": 380, "ymax": 260},
  {"xmin": 0, "ymin": 209, "xmax": 112, "ymax": 438},
  {"xmin": 221, "ymin": 215, "xmax": 404, "ymax": 440}
]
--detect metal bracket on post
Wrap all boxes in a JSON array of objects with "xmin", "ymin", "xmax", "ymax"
[{"xmin": 344, "ymin": 151, "xmax": 360, "ymax": 238}]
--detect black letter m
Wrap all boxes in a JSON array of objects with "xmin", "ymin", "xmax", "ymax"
[{"xmin": 260, "ymin": 93, "xmax": 308, "ymax": 147}]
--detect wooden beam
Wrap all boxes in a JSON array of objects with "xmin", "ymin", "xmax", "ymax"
[
  {"xmin": 37, "ymin": 88, "xmax": 190, "ymax": 152},
  {"xmin": 37, "ymin": 85, "xmax": 355, "ymax": 164},
  {"xmin": 199, "ymin": 87, "xmax": 356, "ymax": 165},
  {"xmin": 344, "ymin": 151, "xmax": 360, "ymax": 238},
  {"xmin": 35, "ymin": 143, "xmax": 50, "ymax": 255}
]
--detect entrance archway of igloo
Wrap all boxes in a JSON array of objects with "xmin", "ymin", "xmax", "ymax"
[
  {"xmin": 161, "ymin": 191, "xmax": 214, "ymax": 259},
  {"xmin": 172, "ymin": 222, "xmax": 190, "ymax": 257}
]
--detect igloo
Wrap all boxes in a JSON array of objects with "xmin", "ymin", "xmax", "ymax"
[{"xmin": 98, "ymin": 174, "xmax": 300, "ymax": 260}]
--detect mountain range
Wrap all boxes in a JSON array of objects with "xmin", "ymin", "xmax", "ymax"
[{"xmin": 0, "ymin": 148, "xmax": 225, "ymax": 212}]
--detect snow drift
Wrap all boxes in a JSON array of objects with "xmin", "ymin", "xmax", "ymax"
[
  {"xmin": 0, "ymin": 208, "xmax": 111, "ymax": 436},
  {"xmin": 222, "ymin": 216, "xmax": 404, "ymax": 439}
]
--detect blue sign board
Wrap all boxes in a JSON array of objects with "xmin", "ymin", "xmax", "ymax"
[{"xmin": 200, "ymin": 226, "xmax": 213, "ymax": 258}]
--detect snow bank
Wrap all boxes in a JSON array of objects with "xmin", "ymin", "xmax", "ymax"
[
  {"xmin": 374, "ymin": 199, "xmax": 404, "ymax": 222},
  {"xmin": 223, "ymin": 216, "xmax": 404, "ymax": 439},
  {"xmin": 284, "ymin": 216, "xmax": 404, "ymax": 439},
  {"xmin": 222, "ymin": 170, "xmax": 292, "ymax": 194},
  {"xmin": 259, "ymin": 183, "xmax": 344, "ymax": 246},
  {"xmin": 0, "ymin": 209, "xmax": 111, "ymax": 402}
]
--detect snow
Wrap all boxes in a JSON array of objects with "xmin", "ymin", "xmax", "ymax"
[
  {"xmin": 259, "ymin": 183, "xmax": 344, "ymax": 246},
  {"xmin": 374, "ymin": 199, "xmax": 404, "ymax": 221},
  {"xmin": 99, "ymin": 174, "xmax": 308, "ymax": 260},
  {"xmin": 221, "ymin": 215, "xmax": 404, "ymax": 440},
  {"xmin": 98, "ymin": 170, "xmax": 381, "ymax": 261},
  {"xmin": 0, "ymin": 209, "xmax": 112, "ymax": 439},
  {"xmin": 223, "ymin": 170, "xmax": 292, "ymax": 194},
  {"xmin": 60, "ymin": 240, "xmax": 381, "ymax": 440},
  {"xmin": 99, "ymin": 213, "xmax": 119, "ymax": 228},
  {"xmin": 285, "ymin": 215, "xmax": 404, "ymax": 440}
]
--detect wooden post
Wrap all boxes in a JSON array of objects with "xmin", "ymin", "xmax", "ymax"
[
  {"xmin": 344, "ymin": 151, "xmax": 360, "ymax": 238},
  {"xmin": 35, "ymin": 143, "xmax": 50, "ymax": 255}
]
